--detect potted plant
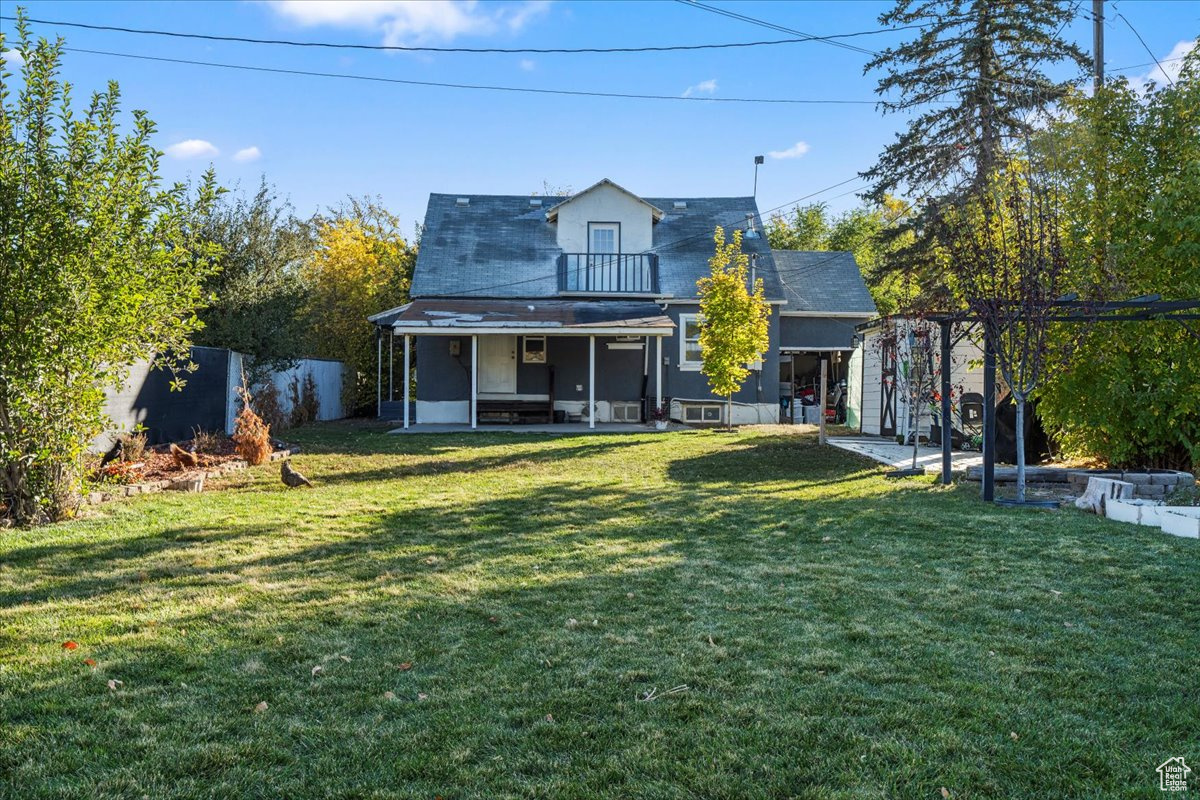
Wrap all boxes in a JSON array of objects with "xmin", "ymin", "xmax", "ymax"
[{"xmin": 651, "ymin": 405, "xmax": 669, "ymax": 431}]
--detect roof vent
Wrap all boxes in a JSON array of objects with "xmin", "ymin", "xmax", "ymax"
[
  {"xmin": 673, "ymin": 201, "xmax": 687, "ymax": 210},
  {"xmin": 529, "ymin": 198, "xmax": 542, "ymax": 207},
  {"xmin": 456, "ymin": 197, "xmax": 470, "ymax": 207}
]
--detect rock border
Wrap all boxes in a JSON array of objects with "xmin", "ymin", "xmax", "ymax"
[{"xmin": 83, "ymin": 445, "xmax": 300, "ymax": 507}]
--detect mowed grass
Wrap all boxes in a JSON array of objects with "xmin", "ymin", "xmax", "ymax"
[{"xmin": 1, "ymin": 423, "xmax": 1197, "ymax": 800}]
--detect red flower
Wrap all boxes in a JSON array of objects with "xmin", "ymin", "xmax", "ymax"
[{"xmin": 62, "ymin": 640, "xmax": 78, "ymax": 650}]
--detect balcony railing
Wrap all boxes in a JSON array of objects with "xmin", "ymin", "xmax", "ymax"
[{"xmin": 557, "ymin": 253, "xmax": 659, "ymax": 294}]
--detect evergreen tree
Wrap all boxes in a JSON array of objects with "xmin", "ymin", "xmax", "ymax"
[{"xmin": 864, "ymin": 0, "xmax": 1090, "ymax": 203}]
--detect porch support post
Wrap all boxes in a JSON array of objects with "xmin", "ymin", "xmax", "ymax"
[
  {"xmin": 403, "ymin": 334, "xmax": 411, "ymax": 430},
  {"xmin": 982, "ymin": 330, "xmax": 996, "ymax": 501},
  {"xmin": 655, "ymin": 335, "xmax": 663, "ymax": 411},
  {"xmin": 471, "ymin": 335, "xmax": 478, "ymax": 430},
  {"xmin": 376, "ymin": 331, "xmax": 382, "ymax": 419},
  {"xmin": 939, "ymin": 320, "xmax": 953, "ymax": 485},
  {"xmin": 388, "ymin": 331, "xmax": 394, "ymax": 402},
  {"xmin": 588, "ymin": 335, "xmax": 596, "ymax": 430},
  {"xmin": 819, "ymin": 357, "xmax": 828, "ymax": 445}
]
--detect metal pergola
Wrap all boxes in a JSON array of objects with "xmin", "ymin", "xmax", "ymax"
[{"xmin": 928, "ymin": 296, "xmax": 1200, "ymax": 501}]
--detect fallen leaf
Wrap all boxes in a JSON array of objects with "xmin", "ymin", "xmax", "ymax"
[
  {"xmin": 311, "ymin": 665, "xmax": 323, "ymax": 677},
  {"xmin": 1049, "ymin": 589, "xmax": 1062, "ymax": 596},
  {"xmin": 1063, "ymin": 622, "xmax": 1073, "ymax": 628},
  {"xmin": 707, "ymin": 635, "xmax": 716, "ymax": 647},
  {"xmin": 566, "ymin": 618, "xmax": 579, "ymax": 629},
  {"xmin": 821, "ymin": 536, "xmax": 832, "ymax": 543},
  {"xmin": 383, "ymin": 691, "xmax": 396, "ymax": 700},
  {"xmin": 1010, "ymin": 731, "xmax": 1019, "ymax": 741},
  {"xmin": 940, "ymin": 789, "xmax": 951, "ymax": 799},
  {"xmin": 62, "ymin": 640, "xmax": 79, "ymax": 650},
  {"xmin": 397, "ymin": 662, "xmax": 413, "ymax": 671},
  {"xmin": 338, "ymin": 655, "xmax": 351, "ymax": 663},
  {"xmin": 417, "ymin": 692, "xmax": 428, "ymax": 701},
  {"xmin": 107, "ymin": 679, "xmax": 123, "ymax": 691},
  {"xmin": 489, "ymin": 616, "xmax": 498, "ymax": 623},
  {"xmin": 83, "ymin": 658, "xmax": 96, "ymax": 667},
  {"xmin": 254, "ymin": 701, "xmax": 269, "ymax": 713},
  {"xmin": 545, "ymin": 713, "xmax": 554, "ymax": 723}
]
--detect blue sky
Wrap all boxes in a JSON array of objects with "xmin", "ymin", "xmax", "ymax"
[{"xmin": 2, "ymin": 1, "xmax": 1196, "ymax": 233}]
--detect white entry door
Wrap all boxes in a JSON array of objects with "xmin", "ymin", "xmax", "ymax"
[{"xmin": 478, "ymin": 335, "xmax": 517, "ymax": 393}]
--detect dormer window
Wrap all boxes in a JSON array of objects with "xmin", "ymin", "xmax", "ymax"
[{"xmin": 589, "ymin": 222, "xmax": 619, "ymax": 255}]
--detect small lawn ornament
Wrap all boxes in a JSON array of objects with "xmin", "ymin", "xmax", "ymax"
[{"xmin": 281, "ymin": 460, "xmax": 313, "ymax": 488}]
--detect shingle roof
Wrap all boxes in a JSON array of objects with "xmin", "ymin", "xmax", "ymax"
[
  {"xmin": 409, "ymin": 193, "xmax": 781, "ymax": 301},
  {"xmin": 770, "ymin": 250, "xmax": 877, "ymax": 314}
]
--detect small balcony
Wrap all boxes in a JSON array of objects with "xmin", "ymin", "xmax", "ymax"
[{"xmin": 557, "ymin": 253, "xmax": 659, "ymax": 295}]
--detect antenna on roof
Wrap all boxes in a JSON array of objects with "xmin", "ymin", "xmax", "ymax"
[{"xmin": 753, "ymin": 155, "xmax": 765, "ymax": 197}]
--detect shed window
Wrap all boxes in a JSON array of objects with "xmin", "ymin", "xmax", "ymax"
[{"xmin": 588, "ymin": 223, "xmax": 619, "ymax": 254}]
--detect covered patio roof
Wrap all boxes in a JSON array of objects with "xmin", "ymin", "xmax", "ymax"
[{"xmin": 370, "ymin": 298, "xmax": 675, "ymax": 336}]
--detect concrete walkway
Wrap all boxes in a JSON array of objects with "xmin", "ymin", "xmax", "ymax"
[
  {"xmin": 388, "ymin": 422, "xmax": 680, "ymax": 435},
  {"xmin": 829, "ymin": 435, "xmax": 984, "ymax": 474}
]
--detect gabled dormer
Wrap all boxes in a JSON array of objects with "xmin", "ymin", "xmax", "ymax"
[{"xmin": 546, "ymin": 179, "xmax": 663, "ymax": 296}]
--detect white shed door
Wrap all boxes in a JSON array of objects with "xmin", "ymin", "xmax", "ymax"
[{"xmin": 479, "ymin": 335, "xmax": 517, "ymax": 393}]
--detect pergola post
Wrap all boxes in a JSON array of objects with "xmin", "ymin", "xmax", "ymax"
[
  {"xmin": 376, "ymin": 331, "xmax": 382, "ymax": 419},
  {"xmin": 470, "ymin": 335, "xmax": 478, "ymax": 430},
  {"xmin": 982, "ymin": 331, "xmax": 996, "ymax": 501},
  {"xmin": 402, "ymin": 334, "xmax": 411, "ymax": 430},
  {"xmin": 655, "ymin": 335, "xmax": 663, "ymax": 412},
  {"xmin": 588, "ymin": 335, "xmax": 596, "ymax": 430},
  {"xmin": 939, "ymin": 320, "xmax": 953, "ymax": 485}
]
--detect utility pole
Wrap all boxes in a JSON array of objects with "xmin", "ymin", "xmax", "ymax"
[
  {"xmin": 753, "ymin": 155, "xmax": 764, "ymax": 197},
  {"xmin": 1092, "ymin": 0, "xmax": 1104, "ymax": 92}
]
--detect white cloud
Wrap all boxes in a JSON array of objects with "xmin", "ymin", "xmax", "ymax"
[
  {"xmin": 682, "ymin": 78, "xmax": 718, "ymax": 98},
  {"xmin": 233, "ymin": 146, "xmax": 262, "ymax": 163},
  {"xmin": 266, "ymin": 1, "xmax": 549, "ymax": 45},
  {"xmin": 768, "ymin": 141, "xmax": 810, "ymax": 160},
  {"xmin": 519, "ymin": 58, "xmax": 536, "ymax": 71},
  {"xmin": 1125, "ymin": 39, "xmax": 1196, "ymax": 92},
  {"xmin": 2, "ymin": 49, "xmax": 24, "ymax": 66},
  {"xmin": 165, "ymin": 139, "xmax": 219, "ymax": 159}
]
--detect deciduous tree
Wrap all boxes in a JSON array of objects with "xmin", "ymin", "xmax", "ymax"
[
  {"xmin": 303, "ymin": 198, "xmax": 416, "ymax": 414},
  {"xmin": 696, "ymin": 227, "xmax": 771, "ymax": 430},
  {"xmin": 0, "ymin": 16, "xmax": 220, "ymax": 524}
]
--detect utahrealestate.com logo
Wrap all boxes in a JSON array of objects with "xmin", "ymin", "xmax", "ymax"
[{"xmin": 1158, "ymin": 757, "xmax": 1192, "ymax": 792}]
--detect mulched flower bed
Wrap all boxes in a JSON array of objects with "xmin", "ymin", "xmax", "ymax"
[{"xmin": 85, "ymin": 437, "xmax": 298, "ymax": 506}]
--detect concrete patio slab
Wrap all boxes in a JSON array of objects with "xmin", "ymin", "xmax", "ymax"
[{"xmin": 829, "ymin": 435, "xmax": 984, "ymax": 474}]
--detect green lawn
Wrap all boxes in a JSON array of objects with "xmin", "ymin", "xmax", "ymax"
[{"xmin": 1, "ymin": 423, "xmax": 1196, "ymax": 799}]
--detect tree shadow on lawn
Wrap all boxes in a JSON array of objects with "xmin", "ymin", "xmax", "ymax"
[
  {"xmin": 7, "ymin": 462, "xmax": 1200, "ymax": 798},
  {"xmin": 308, "ymin": 436, "xmax": 651, "ymax": 488},
  {"xmin": 667, "ymin": 433, "xmax": 887, "ymax": 488}
]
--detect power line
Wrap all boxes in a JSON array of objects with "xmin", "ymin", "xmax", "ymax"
[
  {"xmin": 1115, "ymin": 12, "xmax": 1175, "ymax": 86},
  {"xmin": 61, "ymin": 47, "xmax": 889, "ymax": 105},
  {"xmin": 0, "ymin": 13, "xmax": 942, "ymax": 55},
  {"xmin": 676, "ymin": 0, "xmax": 879, "ymax": 57}
]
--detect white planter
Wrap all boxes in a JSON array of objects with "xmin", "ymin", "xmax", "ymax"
[
  {"xmin": 1106, "ymin": 498, "xmax": 1158, "ymax": 525},
  {"xmin": 654, "ymin": 421, "xmax": 668, "ymax": 431},
  {"xmin": 1159, "ymin": 507, "xmax": 1200, "ymax": 539}
]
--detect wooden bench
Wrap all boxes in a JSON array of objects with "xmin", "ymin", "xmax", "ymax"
[{"xmin": 476, "ymin": 400, "xmax": 553, "ymax": 425}]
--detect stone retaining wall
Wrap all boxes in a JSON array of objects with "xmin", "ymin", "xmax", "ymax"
[
  {"xmin": 965, "ymin": 465, "xmax": 1196, "ymax": 500},
  {"xmin": 83, "ymin": 446, "xmax": 299, "ymax": 507}
]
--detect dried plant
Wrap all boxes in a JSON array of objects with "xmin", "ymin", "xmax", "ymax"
[
  {"xmin": 117, "ymin": 428, "xmax": 148, "ymax": 463},
  {"xmin": 190, "ymin": 427, "xmax": 226, "ymax": 455},
  {"xmin": 288, "ymin": 373, "xmax": 321, "ymax": 428},
  {"xmin": 232, "ymin": 386, "xmax": 273, "ymax": 466}
]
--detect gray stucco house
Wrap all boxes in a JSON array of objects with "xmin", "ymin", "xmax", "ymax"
[{"xmin": 369, "ymin": 179, "xmax": 875, "ymax": 428}]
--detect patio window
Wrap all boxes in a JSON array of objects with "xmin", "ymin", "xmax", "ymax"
[
  {"xmin": 522, "ymin": 336, "xmax": 546, "ymax": 363},
  {"xmin": 679, "ymin": 313, "xmax": 703, "ymax": 370}
]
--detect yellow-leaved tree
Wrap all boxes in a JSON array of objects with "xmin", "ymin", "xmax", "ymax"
[
  {"xmin": 696, "ymin": 226, "xmax": 772, "ymax": 430},
  {"xmin": 303, "ymin": 199, "xmax": 417, "ymax": 414}
]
